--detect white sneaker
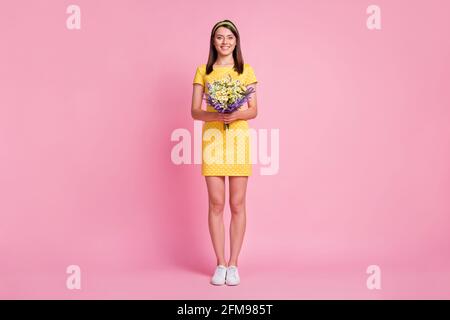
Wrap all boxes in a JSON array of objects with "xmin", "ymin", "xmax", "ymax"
[
  {"xmin": 210, "ymin": 265, "xmax": 227, "ymax": 285},
  {"xmin": 225, "ymin": 266, "xmax": 240, "ymax": 285}
]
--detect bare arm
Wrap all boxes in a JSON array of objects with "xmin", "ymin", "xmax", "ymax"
[{"xmin": 191, "ymin": 84, "xmax": 222, "ymax": 122}]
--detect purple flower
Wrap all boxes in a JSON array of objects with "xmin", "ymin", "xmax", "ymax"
[{"xmin": 203, "ymin": 86, "xmax": 256, "ymax": 130}]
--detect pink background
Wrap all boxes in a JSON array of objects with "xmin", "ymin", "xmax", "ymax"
[{"xmin": 1, "ymin": 0, "xmax": 449, "ymax": 299}]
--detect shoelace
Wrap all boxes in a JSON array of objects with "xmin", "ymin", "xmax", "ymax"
[
  {"xmin": 215, "ymin": 267, "xmax": 226, "ymax": 277},
  {"xmin": 227, "ymin": 267, "xmax": 238, "ymax": 277}
]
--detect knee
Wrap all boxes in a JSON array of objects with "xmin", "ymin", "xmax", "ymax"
[
  {"xmin": 229, "ymin": 199, "xmax": 245, "ymax": 215},
  {"xmin": 209, "ymin": 198, "xmax": 225, "ymax": 215}
]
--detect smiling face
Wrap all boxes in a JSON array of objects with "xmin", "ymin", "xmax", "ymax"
[{"xmin": 213, "ymin": 26, "xmax": 237, "ymax": 57}]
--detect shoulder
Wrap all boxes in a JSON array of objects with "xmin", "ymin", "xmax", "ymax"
[
  {"xmin": 244, "ymin": 63, "xmax": 255, "ymax": 72},
  {"xmin": 196, "ymin": 64, "xmax": 207, "ymax": 72}
]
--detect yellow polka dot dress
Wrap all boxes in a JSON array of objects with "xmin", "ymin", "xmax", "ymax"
[{"xmin": 193, "ymin": 63, "xmax": 258, "ymax": 176}]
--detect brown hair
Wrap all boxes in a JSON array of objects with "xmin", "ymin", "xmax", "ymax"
[{"xmin": 206, "ymin": 20, "xmax": 244, "ymax": 75}]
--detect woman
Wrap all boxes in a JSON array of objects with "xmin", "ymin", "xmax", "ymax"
[{"xmin": 191, "ymin": 20, "xmax": 258, "ymax": 286}]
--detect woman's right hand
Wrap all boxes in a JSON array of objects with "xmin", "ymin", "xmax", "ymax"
[{"xmin": 215, "ymin": 112, "xmax": 225, "ymax": 122}]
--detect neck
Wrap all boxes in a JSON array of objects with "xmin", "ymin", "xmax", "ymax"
[{"xmin": 215, "ymin": 55, "xmax": 234, "ymax": 65}]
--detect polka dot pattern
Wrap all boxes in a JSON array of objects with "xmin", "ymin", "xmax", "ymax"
[{"xmin": 192, "ymin": 63, "xmax": 258, "ymax": 176}]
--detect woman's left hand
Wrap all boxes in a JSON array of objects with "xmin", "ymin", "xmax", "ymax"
[{"xmin": 223, "ymin": 112, "xmax": 241, "ymax": 125}]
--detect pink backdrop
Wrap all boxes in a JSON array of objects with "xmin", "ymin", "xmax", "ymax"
[{"xmin": 1, "ymin": 0, "xmax": 449, "ymax": 299}]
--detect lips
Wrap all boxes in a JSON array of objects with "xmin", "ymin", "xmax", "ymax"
[{"xmin": 220, "ymin": 46, "xmax": 230, "ymax": 49}]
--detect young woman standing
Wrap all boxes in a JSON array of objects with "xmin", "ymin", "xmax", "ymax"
[{"xmin": 191, "ymin": 20, "xmax": 258, "ymax": 286}]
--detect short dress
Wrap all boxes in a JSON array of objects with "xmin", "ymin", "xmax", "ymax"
[{"xmin": 193, "ymin": 63, "xmax": 258, "ymax": 176}]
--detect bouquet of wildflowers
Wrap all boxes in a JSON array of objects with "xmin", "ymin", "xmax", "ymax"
[{"xmin": 204, "ymin": 74, "xmax": 256, "ymax": 130}]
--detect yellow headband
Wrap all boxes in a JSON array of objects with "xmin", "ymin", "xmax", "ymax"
[{"xmin": 213, "ymin": 21, "xmax": 237, "ymax": 34}]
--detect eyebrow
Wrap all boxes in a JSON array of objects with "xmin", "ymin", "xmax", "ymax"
[{"xmin": 216, "ymin": 34, "xmax": 234, "ymax": 37}]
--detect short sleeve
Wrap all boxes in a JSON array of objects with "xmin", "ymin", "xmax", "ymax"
[
  {"xmin": 245, "ymin": 64, "xmax": 258, "ymax": 86},
  {"xmin": 193, "ymin": 66, "xmax": 205, "ymax": 86}
]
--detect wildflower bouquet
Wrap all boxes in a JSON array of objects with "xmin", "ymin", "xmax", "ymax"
[{"xmin": 204, "ymin": 74, "xmax": 256, "ymax": 130}]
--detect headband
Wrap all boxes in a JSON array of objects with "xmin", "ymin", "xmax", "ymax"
[{"xmin": 213, "ymin": 21, "xmax": 238, "ymax": 34}]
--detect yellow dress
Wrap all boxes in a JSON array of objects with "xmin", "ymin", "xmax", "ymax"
[{"xmin": 193, "ymin": 63, "xmax": 258, "ymax": 176}]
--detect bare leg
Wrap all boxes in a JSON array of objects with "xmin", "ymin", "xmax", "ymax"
[
  {"xmin": 205, "ymin": 176, "xmax": 227, "ymax": 266},
  {"xmin": 228, "ymin": 176, "xmax": 248, "ymax": 267}
]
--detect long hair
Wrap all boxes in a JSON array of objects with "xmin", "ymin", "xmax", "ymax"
[{"xmin": 206, "ymin": 20, "xmax": 244, "ymax": 75}]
